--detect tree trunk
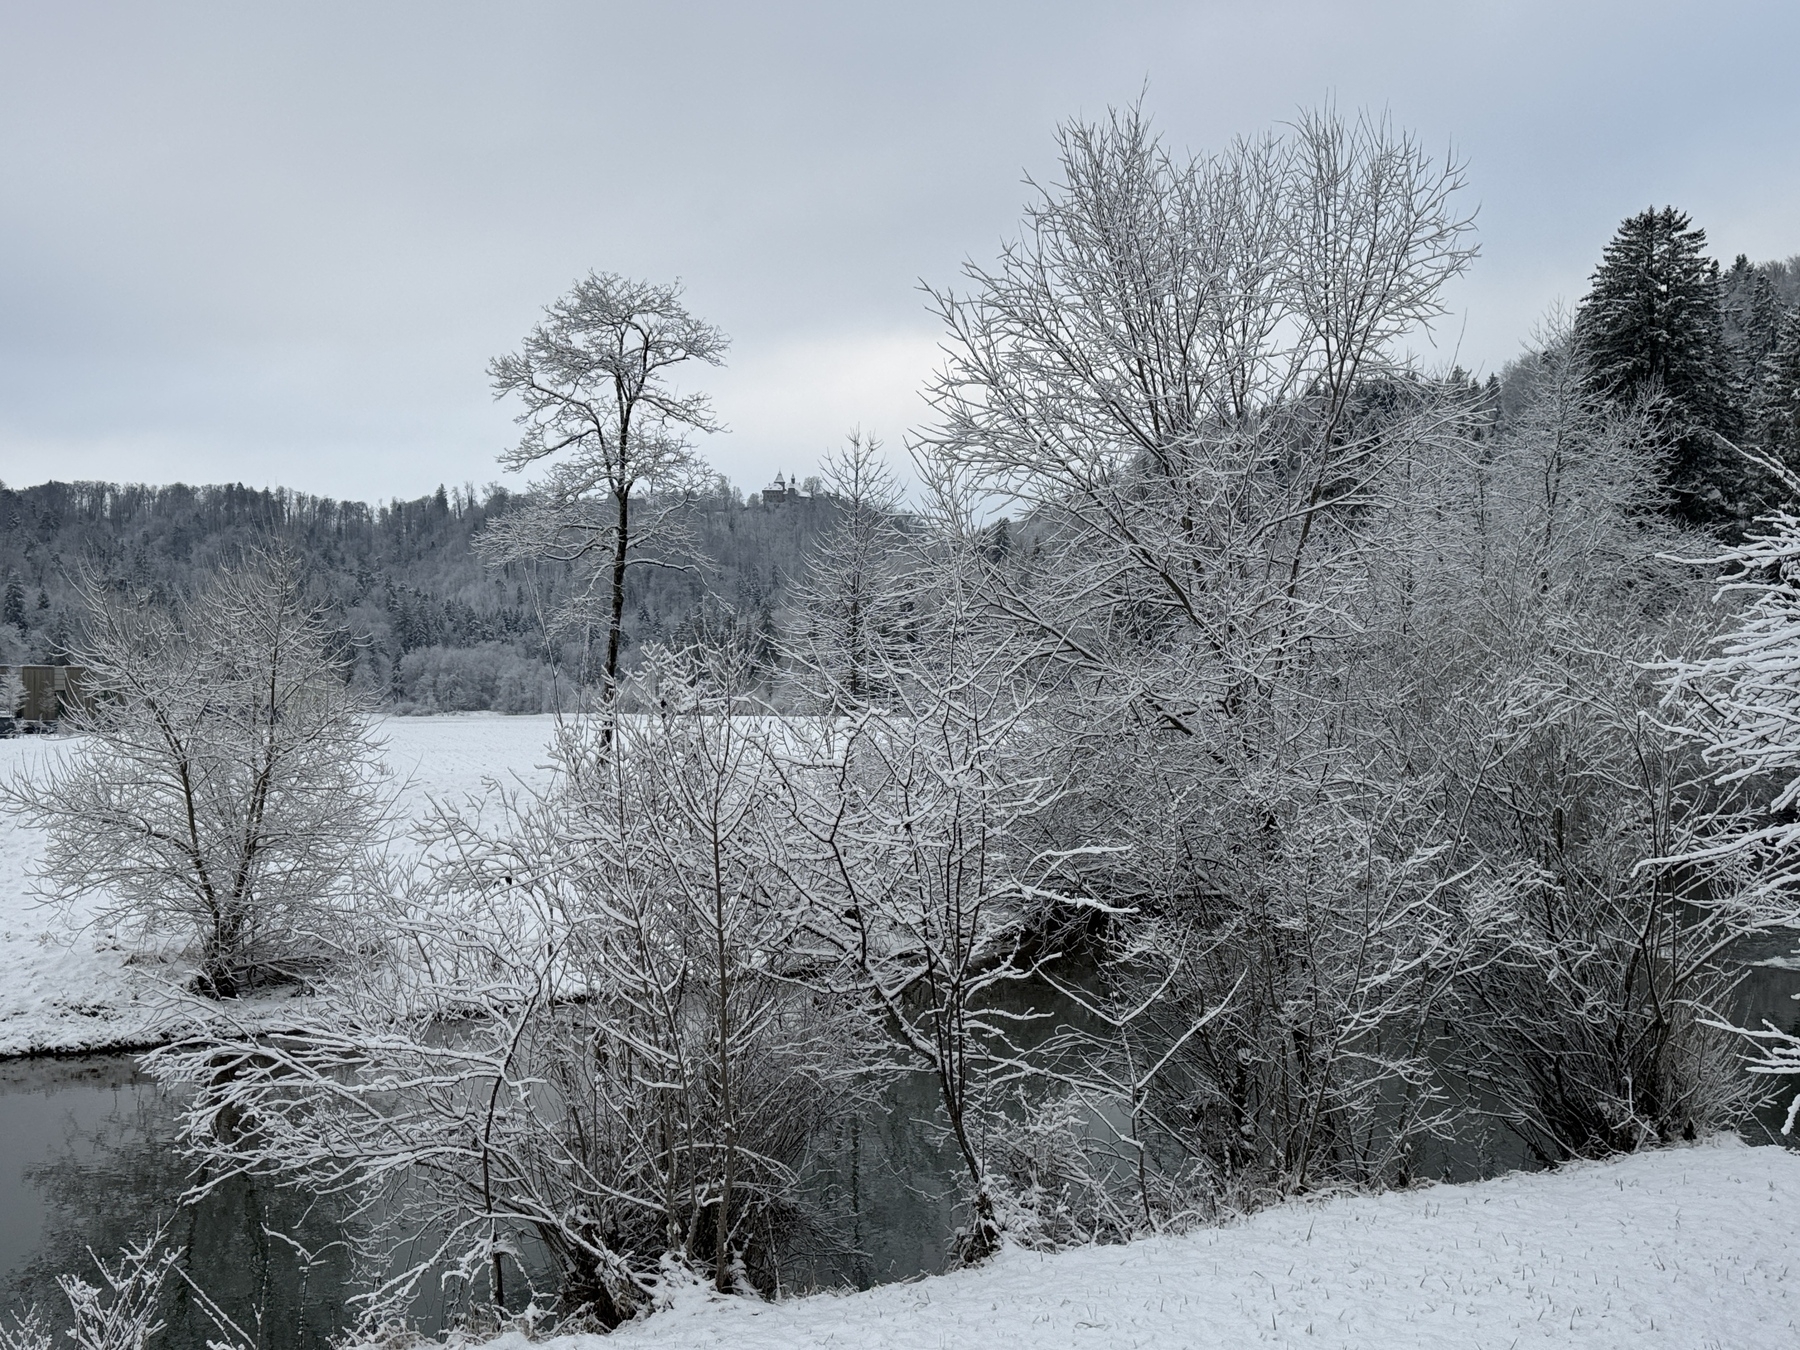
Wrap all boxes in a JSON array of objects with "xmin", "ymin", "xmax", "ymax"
[
  {"xmin": 713, "ymin": 835, "xmax": 736, "ymax": 1292},
  {"xmin": 605, "ymin": 487, "xmax": 630, "ymax": 700}
]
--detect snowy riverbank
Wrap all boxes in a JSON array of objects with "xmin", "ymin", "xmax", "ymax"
[
  {"xmin": 0, "ymin": 715, "xmax": 559, "ymax": 1057},
  {"xmin": 450, "ymin": 1138, "xmax": 1798, "ymax": 1350},
  {"xmin": 8, "ymin": 720, "xmax": 1800, "ymax": 1347}
]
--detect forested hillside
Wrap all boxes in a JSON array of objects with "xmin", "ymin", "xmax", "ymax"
[
  {"xmin": 6, "ymin": 224, "xmax": 1797, "ymax": 717},
  {"xmin": 0, "ymin": 476, "xmax": 843, "ymax": 709}
]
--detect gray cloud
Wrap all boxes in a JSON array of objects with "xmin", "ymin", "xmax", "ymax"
[{"xmin": 2, "ymin": 0, "xmax": 1796, "ymax": 500}]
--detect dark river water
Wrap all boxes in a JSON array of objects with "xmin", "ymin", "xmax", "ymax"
[
  {"xmin": 4, "ymin": 952, "xmax": 1798, "ymax": 1345},
  {"xmin": 0, "ymin": 1055, "xmax": 967, "ymax": 1345}
]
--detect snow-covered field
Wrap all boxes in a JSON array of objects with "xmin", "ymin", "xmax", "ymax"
[
  {"xmin": 0, "ymin": 714, "xmax": 560, "ymax": 1057},
  {"xmin": 452, "ymin": 1138, "xmax": 1797, "ymax": 1350}
]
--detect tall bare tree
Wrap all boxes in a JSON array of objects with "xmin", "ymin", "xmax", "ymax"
[
  {"xmin": 484, "ymin": 273, "xmax": 727, "ymax": 703},
  {"xmin": 790, "ymin": 430, "xmax": 909, "ymax": 711},
  {"xmin": 909, "ymin": 104, "xmax": 1482, "ymax": 1198}
]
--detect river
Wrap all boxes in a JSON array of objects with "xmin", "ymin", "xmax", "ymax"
[
  {"xmin": 0, "ymin": 1054, "xmax": 967, "ymax": 1345},
  {"xmin": 4, "ymin": 952, "xmax": 1798, "ymax": 1346}
]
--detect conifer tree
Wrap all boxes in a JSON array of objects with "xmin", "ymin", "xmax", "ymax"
[
  {"xmin": 2, "ymin": 573, "xmax": 24, "ymax": 630},
  {"xmin": 1754, "ymin": 307, "xmax": 1800, "ymax": 476},
  {"xmin": 1724, "ymin": 256, "xmax": 1787, "ymax": 384},
  {"xmin": 1575, "ymin": 207, "xmax": 1739, "ymax": 523}
]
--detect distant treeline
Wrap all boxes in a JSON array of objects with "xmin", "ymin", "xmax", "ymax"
[
  {"xmin": 9, "ymin": 233, "xmax": 1797, "ymax": 713},
  {"xmin": 0, "ymin": 477, "xmax": 845, "ymax": 710}
]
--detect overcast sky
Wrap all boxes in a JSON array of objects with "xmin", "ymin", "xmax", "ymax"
[{"xmin": 2, "ymin": 1, "xmax": 1797, "ymax": 503}]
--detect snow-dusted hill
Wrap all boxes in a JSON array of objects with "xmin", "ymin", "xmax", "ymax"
[
  {"xmin": 459, "ymin": 1138, "xmax": 1798, "ymax": 1350},
  {"xmin": 0, "ymin": 714, "xmax": 560, "ymax": 1057}
]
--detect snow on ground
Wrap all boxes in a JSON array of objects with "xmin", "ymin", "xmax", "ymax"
[
  {"xmin": 11, "ymin": 719, "xmax": 1799, "ymax": 1345},
  {"xmin": 0, "ymin": 714, "xmax": 560, "ymax": 1057},
  {"xmin": 379, "ymin": 712, "xmax": 561, "ymax": 826},
  {"xmin": 464, "ymin": 1138, "xmax": 1798, "ymax": 1350}
]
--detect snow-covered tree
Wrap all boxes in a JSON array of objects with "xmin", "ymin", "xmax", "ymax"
[
  {"xmin": 2, "ymin": 572, "xmax": 24, "ymax": 630},
  {"xmin": 1575, "ymin": 207, "xmax": 1740, "ymax": 523},
  {"xmin": 1662, "ymin": 499, "xmax": 1800, "ymax": 1133},
  {"xmin": 1, "ymin": 665, "xmax": 23, "ymax": 721},
  {"xmin": 482, "ymin": 273, "xmax": 728, "ymax": 706},
  {"xmin": 0, "ymin": 1234, "xmax": 184, "ymax": 1350},
  {"xmin": 788, "ymin": 430, "xmax": 910, "ymax": 712},
  {"xmin": 2, "ymin": 553, "xmax": 388, "ymax": 996},
  {"xmin": 1752, "ymin": 308, "xmax": 1800, "ymax": 480},
  {"xmin": 776, "ymin": 574, "xmax": 1081, "ymax": 1258},
  {"xmin": 912, "ymin": 103, "xmax": 1482, "ymax": 1198},
  {"xmin": 1724, "ymin": 256, "xmax": 1788, "ymax": 398},
  {"xmin": 151, "ymin": 650, "xmax": 868, "ymax": 1324},
  {"xmin": 1373, "ymin": 326, "xmax": 1755, "ymax": 1160}
]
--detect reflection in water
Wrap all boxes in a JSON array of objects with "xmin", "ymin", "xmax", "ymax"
[
  {"xmin": 0, "ymin": 1055, "xmax": 970, "ymax": 1348},
  {"xmin": 2, "ymin": 949, "xmax": 1798, "ymax": 1347},
  {"xmin": 1733, "ymin": 933, "xmax": 1800, "ymax": 1146},
  {"xmin": 794, "ymin": 1070, "xmax": 961, "ymax": 1293},
  {"xmin": 0, "ymin": 1057, "xmax": 357, "ymax": 1350}
]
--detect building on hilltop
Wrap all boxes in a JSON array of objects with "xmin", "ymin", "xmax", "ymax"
[{"xmin": 760, "ymin": 471, "xmax": 812, "ymax": 504}]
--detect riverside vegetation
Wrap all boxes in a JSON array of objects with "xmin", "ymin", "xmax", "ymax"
[{"xmin": 10, "ymin": 103, "xmax": 1800, "ymax": 1343}]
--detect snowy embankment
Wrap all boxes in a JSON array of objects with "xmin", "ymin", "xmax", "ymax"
[
  {"xmin": 458, "ymin": 1139, "xmax": 1797, "ymax": 1350},
  {"xmin": 0, "ymin": 714, "xmax": 558, "ymax": 1058}
]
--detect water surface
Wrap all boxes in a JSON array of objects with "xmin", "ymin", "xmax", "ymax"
[{"xmin": 4, "ymin": 950, "xmax": 1798, "ymax": 1347}]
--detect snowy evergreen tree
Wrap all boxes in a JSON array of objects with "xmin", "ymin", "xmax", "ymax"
[
  {"xmin": 1724, "ymin": 255, "xmax": 1788, "ymax": 386},
  {"xmin": 1753, "ymin": 308, "xmax": 1800, "ymax": 477},
  {"xmin": 1, "ymin": 572, "xmax": 23, "ymax": 630},
  {"xmin": 1575, "ymin": 207, "xmax": 1741, "ymax": 524}
]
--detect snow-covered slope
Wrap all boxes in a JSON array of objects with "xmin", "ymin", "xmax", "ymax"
[
  {"xmin": 0, "ymin": 714, "xmax": 560, "ymax": 1057},
  {"xmin": 475, "ymin": 1138, "xmax": 1797, "ymax": 1350}
]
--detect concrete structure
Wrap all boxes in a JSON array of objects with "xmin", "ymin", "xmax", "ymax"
[{"xmin": 0, "ymin": 665, "xmax": 88, "ymax": 733}]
